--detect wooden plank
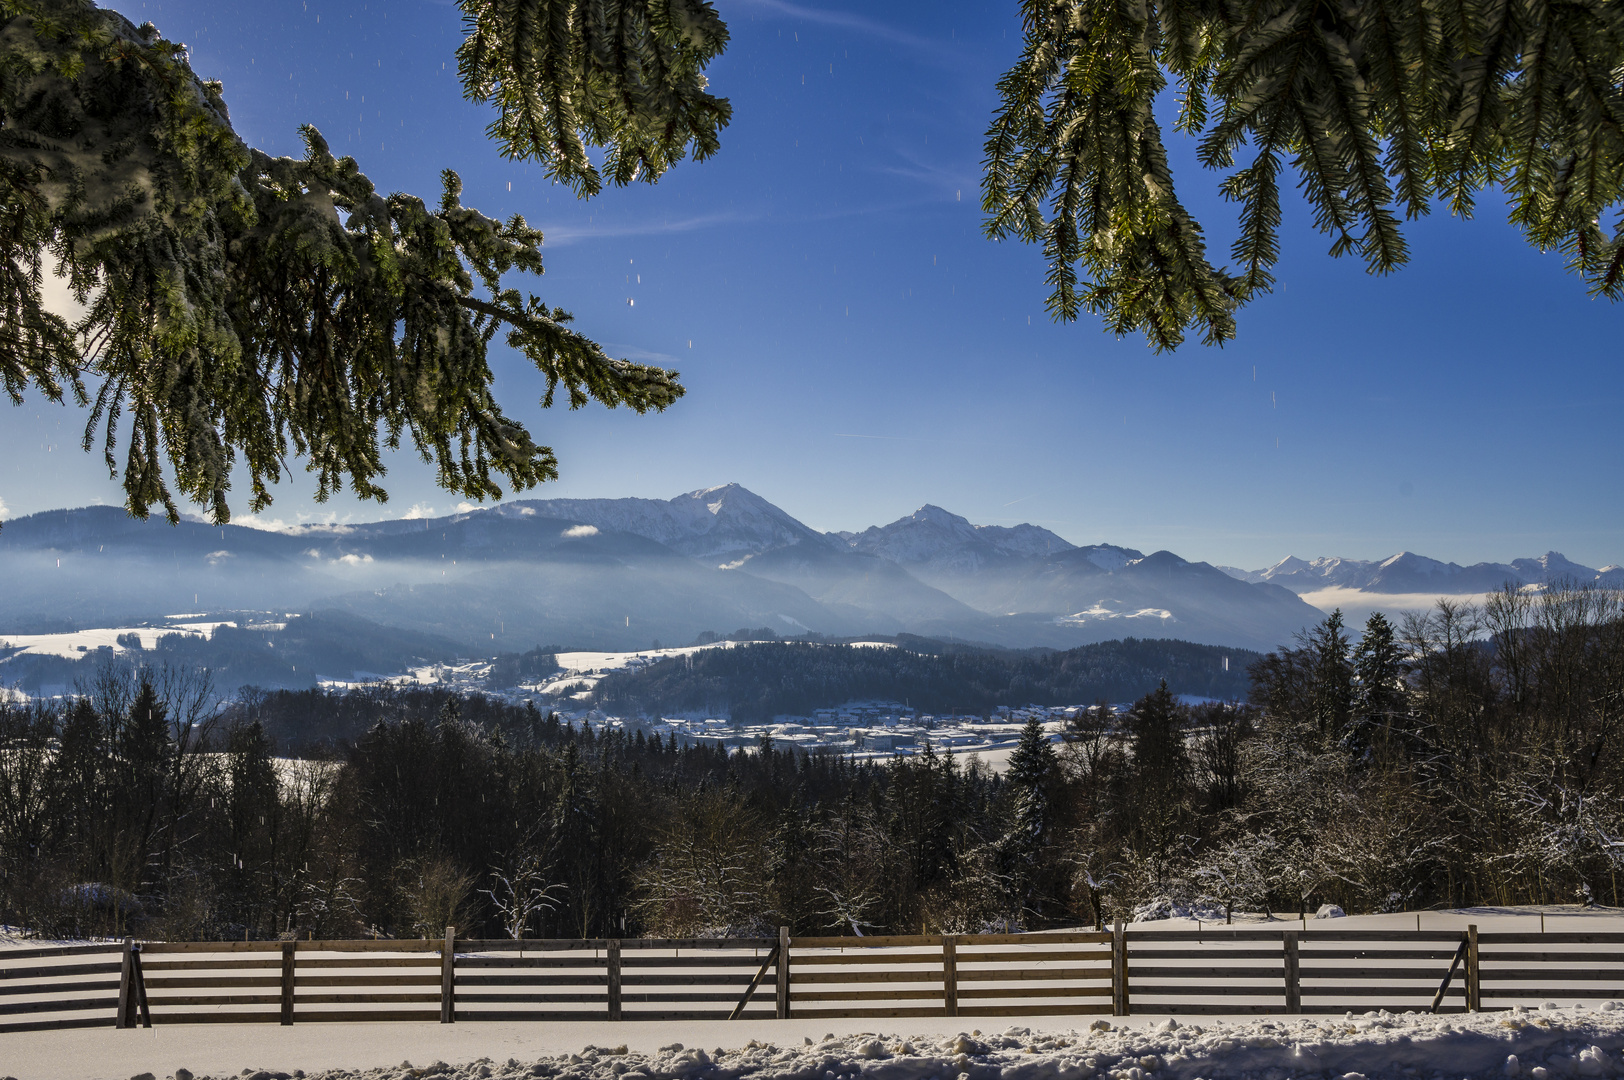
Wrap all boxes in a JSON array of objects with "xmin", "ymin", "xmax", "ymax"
[
  {"xmin": 0, "ymin": 997, "xmax": 120, "ymax": 1017},
  {"xmin": 1300, "ymin": 986, "xmax": 1461, "ymax": 997},
  {"xmin": 620, "ymin": 992, "xmax": 774, "ymax": 1004},
  {"xmin": 1466, "ymin": 925, "xmax": 1479, "ymax": 1012},
  {"xmin": 0, "ymin": 944, "xmax": 122, "ymax": 962},
  {"xmin": 624, "ymin": 938, "xmax": 774, "ymax": 950},
  {"xmin": 791, "ymin": 951, "xmax": 954, "ymax": 966},
  {"xmin": 145, "ymin": 976, "xmax": 282, "ymax": 989},
  {"xmin": 453, "ymin": 993, "xmax": 614, "ymax": 1004},
  {"xmin": 622, "ymin": 1010, "xmax": 776, "ymax": 1021},
  {"xmin": 0, "ymin": 1015, "xmax": 117, "ymax": 1034},
  {"xmin": 0, "ymin": 980, "xmax": 119, "ymax": 998},
  {"xmin": 280, "ymin": 943, "xmax": 295, "ymax": 1026},
  {"xmin": 116, "ymin": 941, "xmax": 131, "ymax": 1029},
  {"xmin": 789, "ymin": 1006, "xmax": 948, "ymax": 1019},
  {"xmin": 954, "ymin": 950, "xmax": 1112, "ymax": 965},
  {"xmin": 776, "ymin": 926, "xmax": 789, "ymax": 1020},
  {"xmin": 957, "ymin": 985, "xmax": 1112, "ymax": 999},
  {"xmin": 606, "ymin": 939, "xmax": 620, "ymax": 1023},
  {"xmin": 454, "ymin": 974, "xmax": 609, "ymax": 987},
  {"xmin": 1125, "ymin": 948, "xmax": 1287, "ymax": 960},
  {"xmin": 441, "ymin": 927, "xmax": 456, "ymax": 1024},
  {"xmin": 160, "ymin": 1010, "xmax": 438, "ymax": 1024},
  {"xmin": 1112, "ymin": 920, "xmax": 1126, "ymax": 1017},
  {"xmin": 1128, "ymin": 985, "xmax": 1304, "ymax": 996},
  {"xmin": 729, "ymin": 945, "xmax": 778, "ymax": 1021},
  {"xmin": 961, "ymin": 932, "xmax": 1113, "ymax": 946},
  {"xmin": 957, "ymin": 1004, "xmax": 1113, "ymax": 1017},
  {"xmin": 2, "ymin": 962, "xmax": 122, "ymax": 981},
  {"xmin": 956, "ymin": 968, "xmax": 1111, "ymax": 982},
  {"xmin": 622, "ymin": 956, "xmax": 762, "ymax": 968},
  {"xmin": 791, "ymin": 935, "xmax": 945, "ymax": 948},
  {"xmin": 791, "ymin": 970, "xmax": 945, "ymax": 984},
  {"xmin": 1482, "ymin": 988, "xmax": 1624, "ymax": 999},
  {"xmin": 141, "ymin": 959, "xmax": 283, "ymax": 972},
  {"xmin": 1298, "ymin": 968, "xmax": 1467, "ymax": 980},
  {"xmin": 294, "ymin": 975, "xmax": 442, "ymax": 987},
  {"xmin": 146, "ymin": 995, "xmax": 283, "ymax": 1006},
  {"xmin": 279, "ymin": 993, "xmax": 442, "ymax": 1005},
  {"xmin": 457, "ymin": 956, "xmax": 605, "ymax": 969},
  {"xmin": 452, "ymin": 939, "xmax": 610, "ymax": 951},
  {"xmin": 131, "ymin": 948, "xmax": 150, "ymax": 1028},
  {"xmin": 1128, "ymin": 966, "xmax": 1284, "ymax": 979},
  {"xmin": 1479, "ymin": 952, "xmax": 1624, "ymax": 964},
  {"xmin": 943, "ymin": 936, "xmax": 957, "ymax": 1018},
  {"xmin": 1284, "ymin": 931, "xmax": 1300, "ymax": 1015},
  {"xmin": 1476, "ymin": 968, "xmax": 1624, "ymax": 981},
  {"xmin": 455, "ymin": 1010, "xmax": 612, "ymax": 1022},
  {"xmin": 1127, "ymin": 930, "xmax": 1462, "ymax": 942},
  {"xmin": 140, "ymin": 942, "xmax": 285, "ymax": 954},
  {"xmin": 791, "ymin": 989, "xmax": 949, "ymax": 1003},
  {"xmin": 619, "ymin": 973, "xmax": 754, "ymax": 987},
  {"xmin": 1477, "ymin": 933, "xmax": 1624, "ymax": 945},
  {"xmin": 295, "ymin": 958, "xmax": 440, "ymax": 970},
  {"xmin": 1295, "ymin": 950, "xmax": 1463, "ymax": 961}
]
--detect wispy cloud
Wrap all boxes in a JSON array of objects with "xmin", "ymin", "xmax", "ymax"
[
  {"xmin": 735, "ymin": 0, "xmax": 960, "ymax": 63},
  {"xmin": 539, "ymin": 209, "xmax": 762, "ymax": 246}
]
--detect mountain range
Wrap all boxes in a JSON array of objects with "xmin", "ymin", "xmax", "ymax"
[
  {"xmin": 1218, "ymin": 550, "xmax": 1623, "ymax": 594},
  {"xmin": 1, "ymin": 485, "xmax": 1611, "ymax": 670}
]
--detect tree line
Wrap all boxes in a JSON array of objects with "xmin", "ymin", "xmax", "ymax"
[
  {"xmin": 591, "ymin": 637, "xmax": 1257, "ymax": 721},
  {"xmin": 0, "ymin": 581, "xmax": 1619, "ymax": 942}
]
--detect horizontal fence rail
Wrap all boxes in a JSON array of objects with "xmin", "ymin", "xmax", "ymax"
[{"xmin": 4, "ymin": 925, "xmax": 1622, "ymax": 1033}]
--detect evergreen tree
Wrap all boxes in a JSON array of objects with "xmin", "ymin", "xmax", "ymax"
[
  {"xmin": 982, "ymin": 0, "xmax": 1624, "ymax": 348},
  {"xmin": 1, "ymin": 0, "xmax": 683, "ymax": 523},
  {"xmin": 1308, "ymin": 610, "xmax": 1355, "ymax": 740},
  {"xmin": 1349, "ymin": 611, "xmax": 1407, "ymax": 753}
]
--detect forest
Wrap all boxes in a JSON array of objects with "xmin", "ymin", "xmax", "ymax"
[
  {"xmin": 591, "ymin": 637, "xmax": 1256, "ymax": 721},
  {"xmin": 0, "ymin": 582, "xmax": 1620, "ymax": 942}
]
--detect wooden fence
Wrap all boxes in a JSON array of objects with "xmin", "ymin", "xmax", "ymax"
[{"xmin": 4, "ymin": 925, "xmax": 1622, "ymax": 1033}]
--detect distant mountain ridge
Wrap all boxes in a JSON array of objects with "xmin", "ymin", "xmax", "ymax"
[
  {"xmin": 0, "ymin": 487, "xmax": 1332, "ymax": 662},
  {"xmin": 1219, "ymin": 550, "xmax": 1623, "ymax": 593}
]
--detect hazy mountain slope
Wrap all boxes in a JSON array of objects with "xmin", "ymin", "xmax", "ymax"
[
  {"xmin": 845, "ymin": 504, "xmax": 1075, "ymax": 572},
  {"xmin": 510, "ymin": 483, "xmax": 828, "ymax": 561},
  {"xmin": 0, "ymin": 489, "xmax": 1337, "ymax": 657},
  {"xmin": 733, "ymin": 543, "xmax": 993, "ymax": 633}
]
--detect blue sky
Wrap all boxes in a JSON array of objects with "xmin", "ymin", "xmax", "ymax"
[{"xmin": 3, "ymin": 0, "xmax": 1619, "ymax": 570}]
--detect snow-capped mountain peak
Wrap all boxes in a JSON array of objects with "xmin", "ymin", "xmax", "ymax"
[{"xmin": 844, "ymin": 504, "xmax": 1075, "ymax": 571}]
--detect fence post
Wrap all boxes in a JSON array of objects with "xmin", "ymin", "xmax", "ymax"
[
  {"xmin": 607, "ymin": 939, "xmax": 622, "ymax": 1021},
  {"xmin": 942, "ymin": 935, "xmax": 958, "ymax": 1017},
  {"xmin": 1112, "ymin": 919, "xmax": 1128, "ymax": 1016},
  {"xmin": 116, "ymin": 938, "xmax": 133, "ymax": 1029},
  {"xmin": 440, "ymin": 926, "xmax": 456, "ymax": 1024},
  {"xmin": 280, "ymin": 941, "xmax": 296, "ymax": 1025},
  {"xmin": 1466, "ymin": 924, "xmax": 1480, "ymax": 1012},
  {"xmin": 1283, "ymin": 930, "xmax": 1300, "ymax": 1014},
  {"xmin": 131, "ymin": 944, "xmax": 151, "ymax": 1028},
  {"xmin": 776, "ymin": 926, "xmax": 790, "ymax": 1019}
]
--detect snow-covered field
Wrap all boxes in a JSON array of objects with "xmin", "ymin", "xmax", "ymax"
[
  {"xmin": 6, "ymin": 1007, "xmax": 1624, "ymax": 1080},
  {"xmin": 0, "ymin": 619, "xmax": 235, "ymax": 659}
]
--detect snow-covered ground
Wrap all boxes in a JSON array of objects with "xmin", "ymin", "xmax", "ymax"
[
  {"xmin": 6, "ymin": 1006, "xmax": 1624, "ymax": 1080},
  {"xmin": 0, "ymin": 619, "xmax": 235, "ymax": 659},
  {"xmin": 5, "ymin": 910, "xmax": 1623, "ymax": 1080}
]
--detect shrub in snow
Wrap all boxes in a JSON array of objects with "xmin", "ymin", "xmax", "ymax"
[{"xmin": 1317, "ymin": 903, "xmax": 1347, "ymax": 918}]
